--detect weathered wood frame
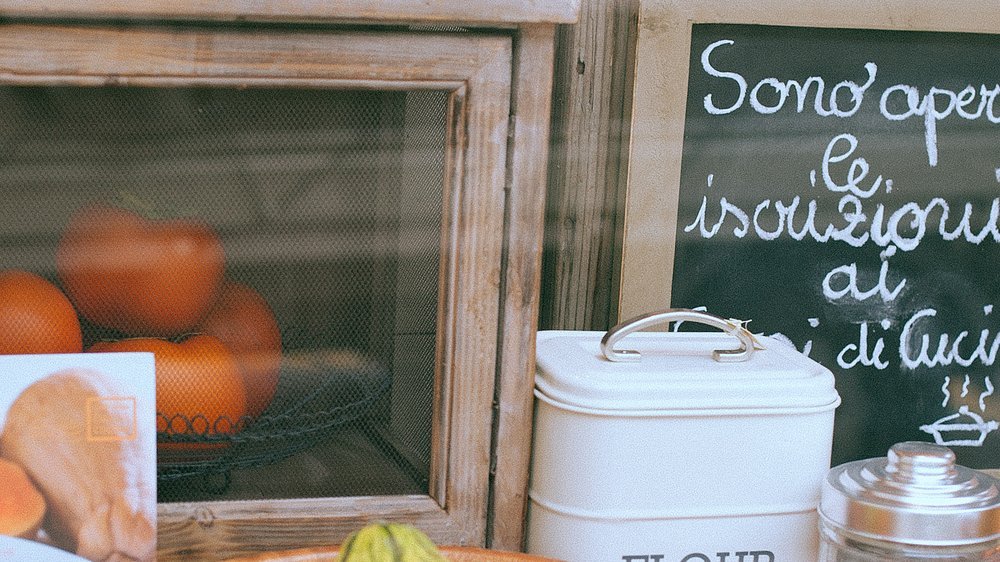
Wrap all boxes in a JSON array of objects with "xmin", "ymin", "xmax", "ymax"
[
  {"xmin": 0, "ymin": 13, "xmax": 561, "ymax": 557},
  {"xmin": 0, "ymin": 0, "xmax": 578, "ymax": 26},
  {"xmin": 540, "ymin": 0, "xmax": 639, "ymax": 332}
]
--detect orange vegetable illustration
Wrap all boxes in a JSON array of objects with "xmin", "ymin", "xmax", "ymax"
[
  {"xmin": 0, "ymin": 458, "xmax": 46, "ymax": 539},
  {"xmin": 0, "ymin": 369, "xmax": 156, "ymax": 561}
]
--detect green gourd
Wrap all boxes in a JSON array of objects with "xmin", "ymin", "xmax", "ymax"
[{"xmin": 340, "ymin": 522, "xmax": 446, "ymax": 562}]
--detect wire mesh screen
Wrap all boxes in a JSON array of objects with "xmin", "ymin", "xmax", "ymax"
[{"xmin": 0, "ymin": 85, "xmax": 447, "ymax": 500}]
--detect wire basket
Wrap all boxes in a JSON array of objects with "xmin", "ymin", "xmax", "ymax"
[{"xmin": 156, "ymin": 349, "xmax": 391, "ymax": 484}]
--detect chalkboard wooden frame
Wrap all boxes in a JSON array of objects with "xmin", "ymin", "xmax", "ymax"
[
  {"xmin": 621, "ymin": 0, "xmax": 1000, "ymax": 320},
  {"xmin": 622, "ymin": 1, "xmax": 1000, "ymax": 469}
]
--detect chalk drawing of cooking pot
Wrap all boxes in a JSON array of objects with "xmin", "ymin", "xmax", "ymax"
[{"xmin": 920, "ymin": 405, "xmax": 999, "ymax": 447}]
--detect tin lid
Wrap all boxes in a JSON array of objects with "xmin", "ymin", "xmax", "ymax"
[
  {"xmin": 534, "ymin": 309, "xmax": 839, "ymax": 412},
  {"xmin": 819, "ymin": 441, "xmax": 1000, "ymax": 546}
]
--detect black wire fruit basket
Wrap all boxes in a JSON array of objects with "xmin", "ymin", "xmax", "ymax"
[{"xmin": 155, "ymin": 349, "xmax": 391, "ymax": 484}]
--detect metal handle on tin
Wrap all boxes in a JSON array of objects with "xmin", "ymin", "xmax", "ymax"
[{"xmin": 600, "ymin": 309, "xmax": 759, "ymax": 363}]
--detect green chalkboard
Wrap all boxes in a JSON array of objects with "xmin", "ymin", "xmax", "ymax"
[{"xmin": 671, "ymin": 23, "xmax": 1000, "ymax": 467}]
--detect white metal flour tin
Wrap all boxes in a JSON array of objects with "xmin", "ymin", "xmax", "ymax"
[{"xmin": 526, "ymin": 309, "xmax": 841, "ymax": 562}]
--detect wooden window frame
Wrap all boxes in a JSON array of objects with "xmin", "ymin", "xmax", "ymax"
[{"xmin": 0, "ymin": 20, "xmax": 551, "ymax": 558}]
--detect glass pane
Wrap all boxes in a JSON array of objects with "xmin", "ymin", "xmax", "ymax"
[{"xmin": 0, "ymin": 85, "xmax": 448, "ymax": 501}]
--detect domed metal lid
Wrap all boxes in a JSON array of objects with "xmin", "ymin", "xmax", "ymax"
[{"xmin": 820, "ymin": 442, "xmax": 1000, "ymax": 545}]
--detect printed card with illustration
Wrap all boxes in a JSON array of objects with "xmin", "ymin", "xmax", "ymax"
[{"xmin": 0, "ymin": 352, "xmax": 156, "ymax": 562}]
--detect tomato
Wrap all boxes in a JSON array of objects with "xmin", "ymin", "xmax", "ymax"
[
  {"xmin": 56, "ymin": 204, "xmax": 225, "ymax": 337},
  {"xmin": 198, "ymin": 281, "xmax": 282, "ymax": 418},
  {"xmin": 88, "ymin": 335, "xmax": 247, "ymax": 445},
  {"xmin": 0, "ymin": 269, "xmax": 82, "ymax": 355}
]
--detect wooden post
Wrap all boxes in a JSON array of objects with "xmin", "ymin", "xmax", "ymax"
[{"xmin": 540, "ymin": 0, "xmax": 639, "ymax": 331}]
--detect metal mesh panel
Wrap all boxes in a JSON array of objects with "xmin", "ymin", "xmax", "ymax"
[{"xmin": 0, "ymin": 85, "xmax": 447, "ymax": 500}]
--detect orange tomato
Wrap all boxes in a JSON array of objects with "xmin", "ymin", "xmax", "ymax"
[
  {"xmin": 0, "ymin": 269, "xmax": 82, "ymax": 355},
  {"xmin": 89, "ymin": 335, "xmax": 247, "ymax": 445},
  {"xmin": 198, "ymin": 281, "xmax": 282, "ymax": 418},
  {"xmin": 56, "ymin": 204, "xmax": 225, "ymax": 337}
]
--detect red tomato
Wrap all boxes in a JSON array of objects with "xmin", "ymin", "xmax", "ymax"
[
  {"xmin": 56, "ymin": 204, "xmax": 225, "ymax": 337},
  {"xmin": 89, "ymin": 335, "xmax": 247, "ymax": 444},
  {"xmin": 198, "ymin": 281, "xmax": 282, "ymax": 418},
  {"xmin": 0, "ymin": 269, "xmax": 82, "ymax": 355}
]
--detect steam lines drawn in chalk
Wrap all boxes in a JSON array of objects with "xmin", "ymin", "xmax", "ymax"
[{"xmin": 920, "ymin": 375, "xmax": 998, "ymax": 447}]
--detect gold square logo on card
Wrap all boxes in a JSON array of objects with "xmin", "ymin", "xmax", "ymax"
[{"xmin": 86, "ymin": 396, "xmax": 138, "ymax": 442}]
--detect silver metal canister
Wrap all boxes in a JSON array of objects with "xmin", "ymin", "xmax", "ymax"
[{"xmin": 818, "ymin": 441, "xmax": 1000, "ymax": 561}]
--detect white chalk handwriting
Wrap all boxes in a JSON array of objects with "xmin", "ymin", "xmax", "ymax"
[
  {"xmin": 699, "ymin": 39, "xmax": 1000, "ymax": 166},
  {"xmin": 690, "ymin": 36, "xmax": 1000, "ymax": 445}
]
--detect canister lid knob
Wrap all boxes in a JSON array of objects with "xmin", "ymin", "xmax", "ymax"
[
  {"xmin": 885, "ymin": 441, "xmax": 958, "ymax": 483},
  {"xmin": 819, "ymin": 441, "xmax": 1000, "ymax": 546}
]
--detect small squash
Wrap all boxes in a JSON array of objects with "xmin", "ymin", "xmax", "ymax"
[
  {"xmin": 340, "ymin": 522, "xmax": 446, "ymax": 562},
  {"xmin": 0, "ymin": 458, "xmax": 46, "ymax": 539}
]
